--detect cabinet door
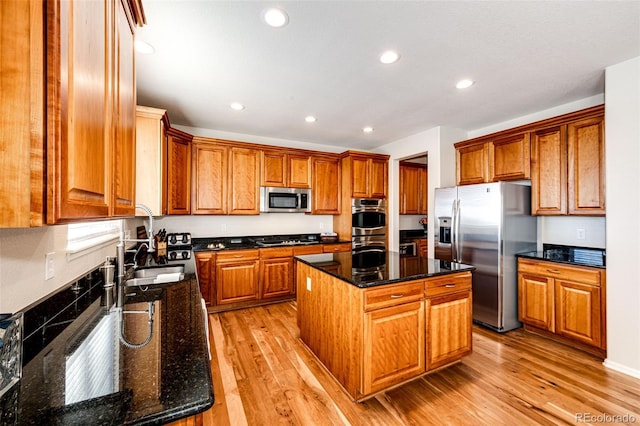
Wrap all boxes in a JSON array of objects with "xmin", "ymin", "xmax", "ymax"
[
  {"xmin": 48, "ymin": 0, "xmax": 111, "ymax": 220},
  {"xmin": 456, "ymin": 144, "xmax": 487, "ymax": 185},
  {"xmin": 363, "ymin": 301, "xmax": 425, "ymax": 395},
  {"xmin": 419, "ymin": 167, "xmax": 428, "ymax": 214},
  {"xmin": 216, "ymin": 260, "xmax": 259, "ymax": 305},
  {"xmin": 555, "ymin": 280, "xmax": 602, "ymax": 348},
  {"xmin": 229, "ymin": 147, "xmax": 260, "ymax": 214},
  {"xmin": 288, "ymin": 154, "xmax": 312, "ymax": 188},
  {"xmin": 261, "ymin": 151, "xmax": 286, "ymax": 187},
  {"xmin": 417, "ymin": 239, "xmax": 428, "ymax": 258},
  {"xmin": 567, "ymin": 116, "xmax": 605, "ymax": 215},
  {"xmin": 192, "ymin": 143, "xmax": 228, "ymax": 214},
  {"xmin": 518, "ymin": 272, "xmax": 555, "ymax": 332},
  {"xmin": 369, "ymin": 158, "xmax": 387, "ymax": 199},
  {"xmin": 260, "ymin": 257, "xmax": 294, "ymax": 298},
  {"xmin": 135, "ymin": 106, "xmax": 167, "ymax": 216},
  {"xmin": 194, "ymin": 252, "xmax": 215, "ymax": 307},
  {"xmin": 350, "ymin": 156, "xmax": 370, "ymax": 198},
  {"xmin": 531, "ymin": 126, "xmax": 567, "ymax": 215},
  {"xmin": 400, "ymin": 165, "xmax": 421, "ymax": 214},
  {"xmin": 0, "ymin": 0, "xmax": 45, "ymax": 227},
  {"xmin": 488, "ymin": 133, "xmax": 530, "ymax": 182},
  {"xmin": 426, "ymin": 290, "xmax": 472, "ymax": 370},
  {"xmin": 167, "ymin": 134, "xmax": 191, "ymax": 214},
  {"xmin": 312, "ymin": 157, "xmax": 340, "ymax": 214},
  {"xmin": 112, "ymin": 0, "xmax": 136, "ymax": 216}
]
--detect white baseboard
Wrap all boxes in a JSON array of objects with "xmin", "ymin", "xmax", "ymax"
[{"xmin": 603, "ymin": 359, "xmax": 640, "ymax": 379}]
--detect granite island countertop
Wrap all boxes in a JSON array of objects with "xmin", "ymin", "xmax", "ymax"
[
  {"xmin": 295, "ymin": 251, "xmax": 475, "ymax": 288},
  {"xmin": 2, "ymin": 268, "xmax": 213, "ymax": 425}
]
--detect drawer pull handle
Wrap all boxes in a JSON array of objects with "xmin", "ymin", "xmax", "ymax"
[
  {"xmin": 547, "ymin": 269, "xmax": 561, "ymax": 274},
  {"xmin": 445, "ymin": 284, "xmax": 456, "ymax": 288},
  {"xmin": 390, "ymin": 294, "xmax": 404, "ymax": 299},
  {"xmin": 234, "ymin": 255, "xmax": 243, "ymax": 258}
]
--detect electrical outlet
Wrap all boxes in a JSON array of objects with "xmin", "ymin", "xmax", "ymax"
[
  {"xmin": 577, "ymin": 228, "xmax": 586, "ymax": 240},
  {"xmin": 220, "ymin": 223, "xmax": 227, "ymax": 232},
  {"xmin": 319, "ymin": 222, "xmax": 324, "ymax": 229},
  {"xmin": 124, "ymin": 229, "xmax": 131, "ymax": 240},
  {"xmin": 45, "ymin": 252, "xmax": 55, "ymax": 280},
  {"xmin": 306, "ymin": 277, "xmax": 312, "ymax": 291}
]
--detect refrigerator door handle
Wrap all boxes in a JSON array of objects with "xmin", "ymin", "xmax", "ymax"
[
  {"xmin": 451, "ymin": 200, "xmax": 457, "ymax": 262},
  {"xmin": 456, "ymin": 199, "xmax": 462, "ymax": 262}
]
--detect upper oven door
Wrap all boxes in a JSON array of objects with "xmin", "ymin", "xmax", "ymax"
[{"xmin": 352, "ymin": 211, "xmax": 386, "ymax": 235}]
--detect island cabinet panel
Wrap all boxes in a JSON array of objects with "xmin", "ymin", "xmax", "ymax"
[
  {"xmin": 426, "ymin": 290, "xmax": 472, "ymax": 370},
  {"xmin": 311, "ymin": 156, "xmax": 341, "ymax": 214},
  {"xmin": 215, "ymin": 250, "xmax": 260, "ymax": 304},
  {"xmin": 229, "ymin": 147, "xmax": 260, "ymax": 214},
  {"xmin": 192, "ymin": 143, "xmax": 228, "ymax": 214},
  {"xmin": 363, "ymin": 301, "xmax": 425, "ymax": 395},
  {"xmin": 167, "ymin": 129, "xmax": 192, "ymax": 214},
  {"xmin": 297, "ymin": 261, "xmax": 472, "ymax": 401},
  {"xmin": 517, "ymin": 258, "xmax": 606, "ymax": 355}
]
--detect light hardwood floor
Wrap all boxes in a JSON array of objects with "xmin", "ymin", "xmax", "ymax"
[{"xmin": 196, "ymin": 302, "xmax": 640, "ymax": 426}]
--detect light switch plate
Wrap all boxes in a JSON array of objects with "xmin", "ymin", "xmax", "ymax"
[
  {"xmin": 306, "ymin": 277, "xmax": 311, "ymax": 291},
  {"xmin": 45, "ymin": 252, "xmax": 55, "ymax": 280}
]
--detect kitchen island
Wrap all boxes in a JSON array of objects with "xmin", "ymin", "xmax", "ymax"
[{"xmin": 295, "ymin": 251, "xmax": 475, "ymax": 401}]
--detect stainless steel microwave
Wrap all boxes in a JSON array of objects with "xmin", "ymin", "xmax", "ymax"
[{"xmin": 260, "ymin": 187, "xmax": 311, "ymax": 213}]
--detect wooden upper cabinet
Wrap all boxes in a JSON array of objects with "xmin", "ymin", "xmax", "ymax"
[
  {"xmin": 47, "ymin": 0, "xmax": 111, "ymax": 221},
  {"xmin": 135, "ymin": 106, "xmax": 168, "ymax": 216},
  {"xmin": 111, "ymin": 0, "xmax": 137, "ymax": 217},
  {"xmin": 312, "ymin": 156, "xmax": 341, "ymax": 214},
  {"xmin": 567, "ymin": 116, "xmax": 605, "ymax": 215},
  {"xmin": 531, "ymin": 110, "xmax": 605, "ymax": 216},
  {"xmin": 347, "ymin": 153, "xmax": 388, "ymax": 199},
  {"xmin": 229, "ymin": 147, "xmax": 260, "ymax": 214},
  {"xmin": 167, "ymin": 128, "xmax": 192, "ymax": 215},
  {"xmin": 456, "ymin": 144, "xmax": 488, "ymax": 185},
  {"xmin": 45, "ymin": 0, "xmax": 144, "ymax": 223},
  {"xmin": 192, "ymin": 143, "xmax": 228, "ymax": 215},
  {"xmin": 399, "ymin": 163, "xmax": 427, "ymax": 215},
  {"xmin": 260, "ymin": 151, "xmax": 311, "ymax": 188},
  {"xmin": 531, "ymin": 126, "xmax": 567, "ymax": 215},
  {"xmin": 0, "ymin": 0, "xmax": 45, "ymax": 227},
  {"xmin": 488, "ymin": 133, "xmax": 530, "ymax": 182}
]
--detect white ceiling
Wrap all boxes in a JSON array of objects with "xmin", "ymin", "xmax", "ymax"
[{"xmin": 135, "ymin": 1, "xmax": 640, "ymax": 151}]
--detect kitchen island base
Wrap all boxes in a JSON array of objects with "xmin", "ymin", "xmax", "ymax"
[{"xmin": 295, "ymin": 260, "xmax": 473, "ymax": 402}]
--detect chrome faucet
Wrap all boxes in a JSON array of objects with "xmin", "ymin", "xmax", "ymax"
[{"xmin": 116, "ymin": 204, "xmax": 156, "ymax": 285}]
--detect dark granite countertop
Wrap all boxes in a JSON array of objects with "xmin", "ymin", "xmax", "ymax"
[
  {"xmin": 2, "ymin": 269, "xmax": 213, "ymax": 425},
  {"xmin": 192, "ymin": 234, "xmax": 350, "ymax": 252},
  {"xmin": 295, "ymin": 251, "xmax": 475, "ymax": 288},
  {"xmin": 515, "ymin": 244, "xmax": 606, "ymax": 269}
]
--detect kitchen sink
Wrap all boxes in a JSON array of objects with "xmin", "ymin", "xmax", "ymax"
[{"xmin": 125, "ymin": 264, "xmax": 185, "ymax": 286}]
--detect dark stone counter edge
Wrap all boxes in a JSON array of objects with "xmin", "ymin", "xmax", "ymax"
[
  {"xmin": 294, "ymin": 256, "xmax": 476, "ymax": 288},
  {"xmin": 515, "ymin": 252, "xmax": 606, "ymax": 269},
  {"xmin": 136, "ymin": 397, "xmax": 214, "ymax": 426},
  {"xmin": 192, "ymin": 240, "xmax": 351, "ymax": 252}
]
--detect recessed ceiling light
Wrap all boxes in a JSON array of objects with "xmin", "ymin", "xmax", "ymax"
[
  {"xmin": 230, "ymin": 102, "xmax": 245, "ymax": 111},
  {"xmin": 305, "ymin": 116, "xmax": 317, "ymax": 123},
  {"xmin": 363, "ymin": 126, "xmax": 374, "ymax": 133},
  {"xmin": 379, "ymin": 50, "xmax": 400, "ymax": 64},
  {"xmin": 456, "ymin": 79, "xmax": 474, "ymax": 89},
  {"xmin": 134, "ymin": 40, "xmax": 155, "ymax": 54},
  {"xmin": 263, "ymin": 8, "xmax": 289, "ymax": 28}
]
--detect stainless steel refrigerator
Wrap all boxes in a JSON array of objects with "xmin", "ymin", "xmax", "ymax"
[{"xmin": 434, "ymin": 182, "xmax": 537, "ymax": 332}]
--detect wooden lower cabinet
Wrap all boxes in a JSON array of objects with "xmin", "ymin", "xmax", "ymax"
[
  {"xmin": 194, "ymin": 252, "xmax": 215, "ymax": 307},
  {"xmin": 517, "ymin": 258, "xmax": 605, "ymax": 354},
  {"xmin": 259, "ymin": 247, "xmax": 294, "ymax": 299},
  {"xmin": 363, "ymin": 301, "xmax": 425, "ymax": 395},
  {"xmin": 297, "ymin": 263, "xmax": 472, "ymax": 401},
  {"xmin": 215, "ymin": 250, "xmax": 260, "ymax": 305}
]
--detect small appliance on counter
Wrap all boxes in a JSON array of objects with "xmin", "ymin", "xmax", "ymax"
[{"xmin": 166, "ymin": 232, "xmax": 192, "ymax": 260}]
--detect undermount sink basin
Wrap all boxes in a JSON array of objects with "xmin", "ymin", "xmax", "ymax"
[
  {"xmin": 133, "ymin": 264, "xmax": 185, "ymax": 278},
  {"xmin": 126, "ymin": 264, "xmax": 185, "ymax": 286}
]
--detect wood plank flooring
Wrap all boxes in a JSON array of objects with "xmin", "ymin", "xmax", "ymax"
[{"xmin": 197, "ymin": 302, "xmax": 640, "ymax": 426}]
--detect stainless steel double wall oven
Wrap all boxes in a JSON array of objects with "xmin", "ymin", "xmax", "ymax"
[{"xmin": 351, "ymin": 198, "xmax": 387, "ymax": 282}]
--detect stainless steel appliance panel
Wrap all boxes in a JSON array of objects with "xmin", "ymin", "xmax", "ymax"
[{"xmin": 434, "ymin": 186, "xmax": 457, "ymax": 261}]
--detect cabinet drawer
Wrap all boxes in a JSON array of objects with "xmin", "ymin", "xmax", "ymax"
[
  {"xmin": 259, "ymin": 247, "xmax": 294, "ymax": 259},
  {"xmin": 425, "ymin": 273, "xmax": 472, "ymax": 298},
  {"xmin": 323, "ymin": 243, "xmax": 351, "ymax": 253},
  {"xmin": 293, "ymin": 245, "xmax": 323, "ymax": 255},
  {"xmin": 216, "ymin": 249, "xmax": 259, "ymax": 262},
  {"xmin": 518, "ymin": 259, "xmax": 601, "ymax": 286},
  {"xmin": 364, "ymin": 281, "xmax": 424, "ymax": 312}
]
